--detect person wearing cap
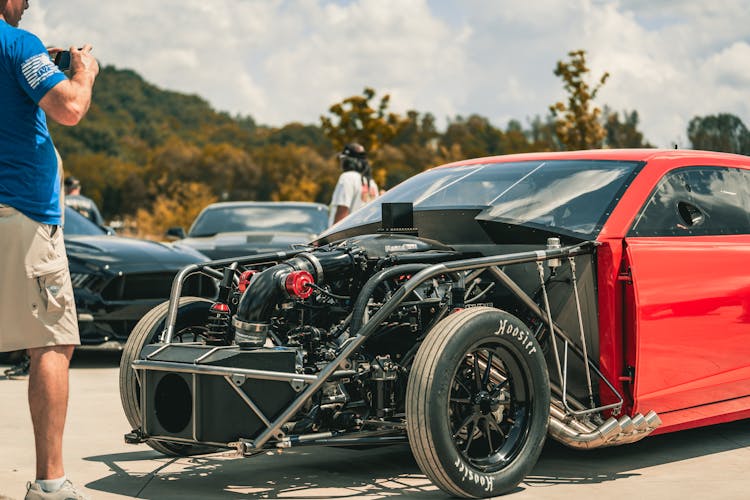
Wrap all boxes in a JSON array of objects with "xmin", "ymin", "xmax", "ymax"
[
  {"xmin": 64, "ymin": 175, "xmax": 104, "ymax": 226},
  {"xmin": 328, "ymin": 142, "xmax": 380, "ymax": 226}
]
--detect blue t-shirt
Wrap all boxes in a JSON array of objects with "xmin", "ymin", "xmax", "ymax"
[{"xmin": 0, "ymin": 20, "xmax": 66, "ymax": 225}]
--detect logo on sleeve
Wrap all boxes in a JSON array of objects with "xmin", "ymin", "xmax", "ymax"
[{"xmin": 21, "ymin": 53, "xmax": 59, "ymax": 90}]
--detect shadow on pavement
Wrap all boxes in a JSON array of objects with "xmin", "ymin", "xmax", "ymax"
[
  {"xmin": 82, "ymin": 418, "xmax": 750, "ymax": 499},
  {"xmin": 84, "ymin": 444, "xmax": 444, "ymax": 499}
]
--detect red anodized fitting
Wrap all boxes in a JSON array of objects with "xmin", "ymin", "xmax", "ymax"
[
  {"xmin": 210, "ymin": 302, "xmax": 230, "ymax": 313},
  {"xmin": 285, "ymin": 270, "xmax": 314, "ymax": 299},
  {"xmin": 238, "ymin": 270, "xmax": 258, "ymax": 292}
]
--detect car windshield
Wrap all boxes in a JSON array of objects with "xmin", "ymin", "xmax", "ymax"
[
  {"xmin": 326, "ymin": 159, "xmax": 639, "ymax": 239},
  {"xmin": 63, "ymin": 206, "xmax": 107, "ymax": 236},
  {"xmin": 189, "ymin": 205, "xmax": 329, "ymax": 237}
]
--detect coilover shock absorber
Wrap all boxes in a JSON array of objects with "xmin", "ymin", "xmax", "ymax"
[
  {"xmin": 205, "ymin": 302, "xmax": 232, "ymax": 345},
  {"xmin": 205, "ymin": 263, "xmax": 237, "ymax": 345}
]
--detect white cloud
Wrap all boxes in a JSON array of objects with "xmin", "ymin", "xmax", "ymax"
[
  {"xmin": 703, "ymin": 42, "xmax": 750, "ymax": 87},
  {"xmin": 21, "ymin": 0, "xmax": 750, "ymax": 149}
]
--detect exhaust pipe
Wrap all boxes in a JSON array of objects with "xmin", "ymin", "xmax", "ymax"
[
  {"xmin": 548, "ymin": 403, "xmax": 621, "ymax": 449},
  {"xmin": 615, "ymin": 410, "xmax": 662, "ymax": 445},
  {"xmin": 548, "ymin": 399, "xmax": 662, "ymax": 449}
]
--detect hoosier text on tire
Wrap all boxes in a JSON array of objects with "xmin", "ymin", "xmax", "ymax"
[{"xmin": 406, "ymin": 307, "xmax": 550, "ymax": 498}]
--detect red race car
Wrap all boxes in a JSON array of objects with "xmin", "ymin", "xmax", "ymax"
[{"xmin": 120, "ymin": 149, "xmax": 750, "ymax": 498}]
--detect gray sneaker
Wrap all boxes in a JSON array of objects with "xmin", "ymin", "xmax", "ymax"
[{"xmin": 24, "ymin": 480, "xmax": 89, "ymax": 500}]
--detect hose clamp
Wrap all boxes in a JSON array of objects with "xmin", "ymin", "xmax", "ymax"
[
  {"xmin": 297, "ymin": 251, "xmax": 324, "ymax": 282},
  {"xmin": 232, "ymin": 317, "xmax": 269, "ymax": 347}
]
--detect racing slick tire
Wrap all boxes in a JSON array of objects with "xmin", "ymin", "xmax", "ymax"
[
  {"xmin": 406, "ymin": 307, "xmax": 550, "ymax": 498},
  {"xmin": 119, "ymin": 296, "xmax": 219, "ymax": 457}
]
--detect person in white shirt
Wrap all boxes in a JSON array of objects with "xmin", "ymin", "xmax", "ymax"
[{"xmin": 328, "ymin": 142, "xmax": 380, "ymax": 226}]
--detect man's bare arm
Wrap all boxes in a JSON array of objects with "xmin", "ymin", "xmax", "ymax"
[
  {"xmin": 39, "ymin": 45, "xmax": 99, "ymax": 126},
  {"xmin": 333, "ymin": 205, "xmax": 350, "ymax": 224}
]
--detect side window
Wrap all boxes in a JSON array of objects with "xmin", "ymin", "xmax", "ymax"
[
  {"xmin": 629, "ymin": 166, "xmax": 750, "ymax": 236},
  {"xmin": 740, "ymin": 169, "xmax": 750, "ymax": 212}
]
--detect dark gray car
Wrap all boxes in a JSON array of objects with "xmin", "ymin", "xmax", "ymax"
[{"xmin": 171, "ymin": 201, "xmax": 329, "ymax": 260}]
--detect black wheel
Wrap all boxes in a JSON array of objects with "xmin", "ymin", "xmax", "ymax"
[
  {"xmin": 406, "ymin": 307, "xmax": 549, "ymax": 498},
  {"xmin": 119, "ymin": 296, "xmax": 219, "ymax": 456}
]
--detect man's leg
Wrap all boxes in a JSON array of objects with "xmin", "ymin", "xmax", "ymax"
[{"xmin": 27, "ymin": 345, "xmax": 74, "ymax": 480}]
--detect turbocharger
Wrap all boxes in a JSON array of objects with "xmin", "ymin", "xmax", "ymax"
[{"xmin": 232, "ymin": 248, "xmax": 355, "ymax": 346}]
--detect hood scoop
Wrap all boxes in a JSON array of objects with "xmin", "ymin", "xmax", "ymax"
[{"xmin": 246, "ymin": 234, "xmax": 274, "ymax": 243}]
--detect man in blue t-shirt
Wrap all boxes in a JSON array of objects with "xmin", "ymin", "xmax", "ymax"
[{"xmin": 0, "ymin": 1, "xmax": 98, "ymax": 498}]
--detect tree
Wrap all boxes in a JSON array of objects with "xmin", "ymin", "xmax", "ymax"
[
  {"xmin": 195, "ymin": 143, "xmax": 260, "ymax": 201},
  {"xmin": 392, "ymin": 110, "xmax": 439, "ymax": 148},
  {"xmin": 500, "ymin": 119, "xmax": 546, "ymax": 154},
  {"xmin": 386, "ymin": 110, "xmax": 441, "ymax": 187},
  {"xmin": 251, "ymin": 144, "xmax": 335, "ymax": 203},
  {"xmin": 264, "ymin": 122, "xmax": 332, "ymax": 154},
  {"xmin": 527, "ymin": 115, "xmax": 560, "ymax": 151},
  {"xmin": 147, "ymin": 136, "xmax": 201, "ymax": 185},
  {"xmin": 549, "ymin": 50, "xmax": 609, "ymax": 150},
  {"xmin": 60, "ymin": 152, "xmax": 146, "ymax": 219},
  {"xmin": 320, "ymin": 88, "xmax": 407, "ymax": 190},
  {"xmin": 687, "ymin": 113, "xmax": 750, "ymax": 155},
  {"xmin": 440, "ymin": 114, "xmax": 505, "ymax": 158},
  {"xmin": 320, "ymin": 87, "xmax": 404, "ymax": 153},
  {"xmin": 603, "ymin": 107, "xmax": 653, "ymax": 148},
  {"xmin": 134, "ymin": 179, "xmax": 217, "ymax": 240}
]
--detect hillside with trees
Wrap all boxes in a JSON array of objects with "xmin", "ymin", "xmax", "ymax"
[{"xmin": 51, "ymin": 52, "xmax": 748, "ymax": 238}]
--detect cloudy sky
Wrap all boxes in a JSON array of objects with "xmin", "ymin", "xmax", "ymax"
[{"xmin": 21, "ymin": 0, "xmax": 750, "ymax": 148}]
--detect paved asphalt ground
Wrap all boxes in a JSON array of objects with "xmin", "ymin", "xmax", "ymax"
[{"xmin": 1, "ymin": 350, "xmax": 749, "ymax": 500}]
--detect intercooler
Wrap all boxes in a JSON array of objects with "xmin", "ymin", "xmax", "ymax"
[{"xmin": 136, "ymin": 344, "xmax": 300, "ymax": 446}]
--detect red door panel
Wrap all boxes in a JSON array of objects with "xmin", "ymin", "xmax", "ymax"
[{"xmin": 625, "ymin": 236, "xmax": 750, "ymax": 414}]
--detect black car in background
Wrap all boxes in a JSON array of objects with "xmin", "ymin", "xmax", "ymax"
[
  {"xmin": 64, "ymin": 207, "xmax": 217, "ymax": 347},
  {"xmin": 169, "ymin": 201, "xmax": 329, "ymax": 260}
]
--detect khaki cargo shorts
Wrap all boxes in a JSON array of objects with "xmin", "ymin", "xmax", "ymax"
[{"xmin": 0, "ymin": 204, "xmax": 79, "ymax": 352}]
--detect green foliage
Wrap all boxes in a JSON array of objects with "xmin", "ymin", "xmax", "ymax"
[
  {"xmin": 135, "ymin": 179, "xmax": 218, "ymax": 240},
  {"xmin": 527, "ymin": 115, "xmax": 560, "ymax": 151},
  {"xmin": 264, "ymin": 123, "xmax": 331, "ymax": 152},
  {"xmin": 50, "ymin": 66, "xmax": 247, "ymax": 161},
  {"xmin": 251, "ymin": 144, "xmax": 336, "ymax": 203},
  {"xmin": 59, "ymin": 152, "xmax": 147, "ymax": 216},
  {"xmin": 603, "ymin": 107, "xmax": 653, "ymax": 148},
  {"xmin": 52, "ymin": 66, "xmax": 263, "ymax": 226},
  {"xmin": 320, "ymin": 87, "xmax": 405, "ymax": 153},
  {"xmin": 688, "ymin": 113, "xmax": 750, "ymax": 154},
  {"xmin": 441, "ymin": 115, "xmax": 505, "ymax": 158},
  {"xmin": 550, "ymin": 50, "xmax": 609, "ymax": 150},
  {"xmin": 384, "ymin": 111, "xmax": 441, "ymax": 186}
]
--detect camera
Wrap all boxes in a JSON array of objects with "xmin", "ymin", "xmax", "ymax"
[{"xmin": 53, "ymin": 51, "xmax": 71, "ymax": 71}]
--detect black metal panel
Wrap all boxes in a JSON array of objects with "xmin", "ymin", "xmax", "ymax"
[
  {"xmin": 195, "ymin": 377, "xmax": 295, "ymax": 443},
  {"xmin": 144, "ymin": 371, "xmax": 194, "ymax": 440},
  {"xmin": 102, "ymin": 273, "xmax": 215, "ymax": 301},
  {"xmin": 141, "ymin": 346, "xmax": 298, "ymax": 444}
]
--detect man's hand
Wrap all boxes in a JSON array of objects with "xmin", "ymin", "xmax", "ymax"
[
  {"xmin": 39, "ymin": 44, "xmax": 99, "ymax": 126},
  {"xmin": 69, "ymin": 44, "xmax": 99, "ymax": 78},
  {"xmin": 46, "ymin": 46, "xmax": 64, "ymax": 58}
]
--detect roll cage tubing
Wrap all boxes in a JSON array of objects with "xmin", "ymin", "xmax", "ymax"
[{"xmin": 150, "ymin": 241, "xmax": 623, "ymax": 451}]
